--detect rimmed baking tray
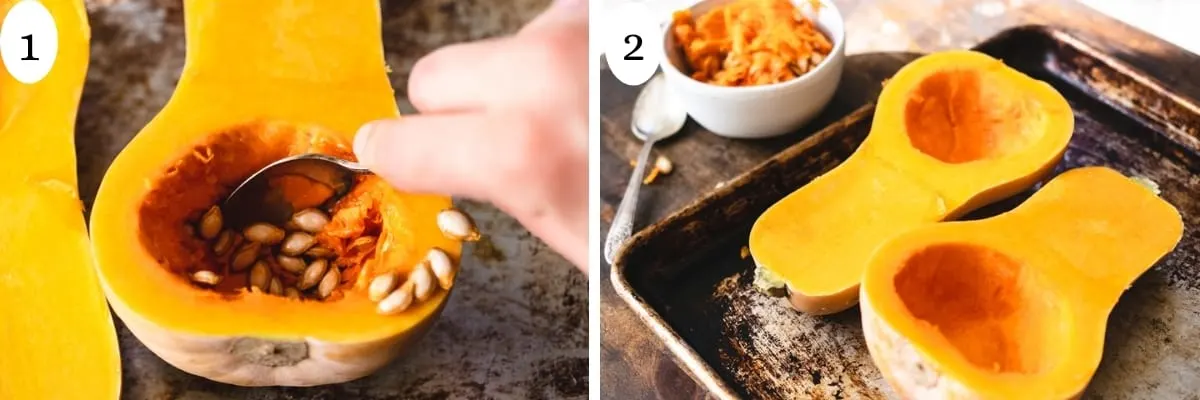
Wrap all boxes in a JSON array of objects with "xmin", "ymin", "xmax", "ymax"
[{"xmin": 611, "ymin": 25, "xmax": 1200, "ymax": 399}]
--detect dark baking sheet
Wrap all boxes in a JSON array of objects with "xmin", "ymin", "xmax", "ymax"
[{"xmin": 611, "ymin": 25, "xmax": 1200, "ymax": 400}]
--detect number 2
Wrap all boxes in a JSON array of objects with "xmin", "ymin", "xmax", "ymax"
[
  {"xmin": 623, "ymin": 34, "xmax": 643, "ymax": 61},
  {"xmin": 20, "ymin": 34, "xmax": 37, "ymax": 61}
]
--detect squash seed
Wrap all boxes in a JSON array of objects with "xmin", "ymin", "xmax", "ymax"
[
  {"xmin": 211, "ymin": 229, "xmax": 236, "ymax": 256},
  {"xmin": 269, "ymin": 277, "xmax": 283, "ymax": 296},
  {"xmin": 191, "ymin": 270, "xmax": 222, "ymax": 285},
  {"xmin": 291, "ymin": 208, "xmax": 331, "ymax": 233},
  {"xmin": 437, "ymin": 208, "xmax": 480, "ymax": 241},
  {"xmin": 410, "ymin": 261, "xmax": 435, "ymax": 301},
  {"xmin": 305, "ymin": 247, "xmax": 334, "ymax": 259},
  {"xmin": 244, "ymin": 222, "xmax": 285, "ymax": 245},
  {"xmin": 426, "ymin": 247, "xmax": 456, "ymax": 290},
  {"xmin": 298, "ymin": 259, "xmax": 328, "ymax": 290},
  {"xmin": 277, "ymin": 254, "xmax": 307, "ymax": 274},
  {"xmin": 249, "ymin": 261, "xmax": 272, "ymax": 292},
  {"xmin": 280, "ymin": 232, "xmax": 316, "ymax": 256},
  {"xmin": 199, "ymin": 206, "xmax": 223, "ymax": 239},
  {"xmin": 368, "ymin": 272, "xmax": 399, "ymax": 302},
  {"xmin": 284, "ymin": 287, "xmax": 302, "ymax": 300},
  {"xmin": 316, "ymin": 267, "xmax": 340, "ymax": 299},
  {"xmin": 377, "ymin": 281, "xmax": 414, "ymax": 315},
  {"xmin": 230, "ymin": 242, "xmax": 262, "ymax": 271}
]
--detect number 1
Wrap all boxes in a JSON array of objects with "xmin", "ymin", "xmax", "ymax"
[{"xmin": 20, "ymin": 34, "xmax": 37, "ymax": 61}]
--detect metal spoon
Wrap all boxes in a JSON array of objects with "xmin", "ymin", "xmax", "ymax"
[
  {"xmin": 222, "ymin": 154, "xmax": 370, "ymax": 228},
  {"xmin": 603, "ymin": 73, "xmax": 688, "ymax": 264}
]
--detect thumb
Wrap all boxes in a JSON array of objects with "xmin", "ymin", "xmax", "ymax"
[{"xmin": 352, "ymin": 112, "xmax": 528, "ymax": 202}]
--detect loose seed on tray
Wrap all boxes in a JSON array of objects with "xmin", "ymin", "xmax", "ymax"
[
  {"xmin": 284, "ymin": 287, "xmax": 301, "ymax": 300},
  {"xmin": 269, "ymin": 277, "xmax": 283, "ymax": 296},
  {"xmin": 305, "ymin": 247, "xmax": 334, "ymax": 259},
  {"xmin": 377, "ymin": 281, "xmax": 414, "ymax": 315},
  {"xmin": 277, "ymin": 254, "xmax": 307, "ymax": 274},
  {"xmin": 410, "ymin": 262, "xmax": 435, "ymax": 301},
  {"xmin": 199, "ymin": 206, "xmax": 223, "ymax": 239},
  {"xmin": 437, "ymin": 208, "xmax": 480, "ymax": 241},
  {"xmin": 426, "ymin": 247, "xmax": 456, "ymax": 290},
  {"xmin": 243, "ymin": 222, "xmax": 285, "ymax": 245},
  {"xmin": 191, "ymin": 270, "xmax": 221, "ymax": 285},
  {"xmin": 249, "ymin": 261, "xmax": 272, "ymax": 292},
  {"xmin": 230, "ymin": 242, "xmax": 262, "ymax": 271},
  {"xmin": 317, "ymin": 267, "xmax": 340, "ymax": 299},
  {"xmin": 368, "ymin": 272, "xmax": 399, "ymax": 302},
  {"xmin": 211, "ymin": 229, "xmax": 236, "ymax": 256},
  {"xmin": 298, "ymin": 259, "xmax": 328, "ymax": 290},
  {"xmin": 280, "ymin": 232, "xmax": 316, "ymax": 256},
  {"xmin": 291, "ymin": 208, "xmax": 331, "ymax": 233}
]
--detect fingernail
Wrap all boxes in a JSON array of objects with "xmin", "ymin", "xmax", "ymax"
[{"xmin": 353, "ymin": 122, "xmax": 375, "ymax": 166}]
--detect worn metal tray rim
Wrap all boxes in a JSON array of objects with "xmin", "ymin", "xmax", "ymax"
[{"xmin": 609, "ymin": 24, "xmax": 1194, "ymax": 400}]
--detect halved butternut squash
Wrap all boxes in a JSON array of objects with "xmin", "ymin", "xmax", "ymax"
[
  {"xmin": 89, "ymin": 0, "xmax": 471, "ymax": 386},
  {"xmin": 860, "ymin": 166, "xmax": 1183, "ymax": 399},
  {"xmin": 0, "ymin": 1, "xmax": 121, "ymax": 398},
  {"xmin": 748, "ymin": 50, "xmax": 1074, "ymax": 315}
]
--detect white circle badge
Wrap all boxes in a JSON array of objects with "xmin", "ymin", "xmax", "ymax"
[
  {"xmin": 603, "ymin": 2, "xmax": 660, "ymax": 87},
  {"xmin": 0, "ymin": 0, "xmax": 58, "ymax": 84}
]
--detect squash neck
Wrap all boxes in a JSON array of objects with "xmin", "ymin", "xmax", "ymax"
[{"xmin": 179, "ymin": 0, "xmax": 390, "ymax": 87}]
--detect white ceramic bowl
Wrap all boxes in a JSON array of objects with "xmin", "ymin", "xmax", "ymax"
[{"xmin": 659, "ymin": 0, "xmax": 846, "ymax": 139}]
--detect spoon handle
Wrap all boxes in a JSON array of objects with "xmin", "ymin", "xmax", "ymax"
[{"xmin": 605, "ymin": 139, "xmax": 656, "ymax": 264}]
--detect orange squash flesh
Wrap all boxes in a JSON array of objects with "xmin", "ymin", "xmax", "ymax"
[
  {"xmin": 748, "ymin": 50, "xmax": 1074, "ymax": 315},
  {"xmin": 0, "ymin": 1, "xmax": 122, "ymax": 398},
  {"xmin": 860, "ymin": 166, "xmax": 1183, "ymax": 399},
  {"xmin": 89, "ymin": 0, "xmax": 462, "ymax": 386}
]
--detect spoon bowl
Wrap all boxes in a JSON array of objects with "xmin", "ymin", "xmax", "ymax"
[{"xmin": 222, "ymin": 154, "xmax": 371, "ymax": 228}]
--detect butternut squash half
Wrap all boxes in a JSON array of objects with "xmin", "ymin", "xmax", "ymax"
[
  {"xmin": 0, "ymin": 1, "xmax": 121, "ymax": 398},
  {"xmin": 90, "ymin": 1, "xmax": 471, "ymax": 386},
  {"xmin": 860, "ymin": 166, "xmax": 1183, "ymax": 399},
  {"xmin": 748, "ymin": 50, "xmax": 1074, "ymax": 315}
]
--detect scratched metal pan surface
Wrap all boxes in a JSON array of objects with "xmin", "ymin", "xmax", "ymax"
[{"xmin": 611, "ymin": 25, "xmax": 1200, "ymax": 400}]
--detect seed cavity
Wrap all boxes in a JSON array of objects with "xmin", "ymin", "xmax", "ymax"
[
  {"xmin": 426, "ymin": 247, "xmax": 456, "ymax": 290},
  {"xmin": 437, "ymin": 208, "xmax": 481, "ymax": 241},
  {"xmin": 291, "ymin": 208, "xmax": 331, "ymax": 233},
  {"xmin": 284, "ymin": 287, "xmax": 301, "ymax": 300},
  {"xmin": 244, "ymin": 223, "xmax": 286, "ymax": 245},
  {"xmin": 199, "ymin": 206, "xmax": 223, "ymax": 239}
]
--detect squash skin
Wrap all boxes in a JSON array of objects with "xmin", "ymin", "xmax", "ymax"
[
  {"xmin": 860, "ymin": 167, "xmax": 1183, "ymax": 399},
  {"xmin": 0, "ymin": 1, "xmax": 122, "ymax": 398},
  {"xmin": 749, "ymin": 50, "xmax": 1074, "ymax": 315},
  {"xmin": 89, "ymin": 0, "xmax": 461, "ymax": 386}
]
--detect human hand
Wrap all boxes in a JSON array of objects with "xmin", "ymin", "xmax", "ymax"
[{"xmin": 353, "ymin": 0, "xmax": 589, "ymax": 273}]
